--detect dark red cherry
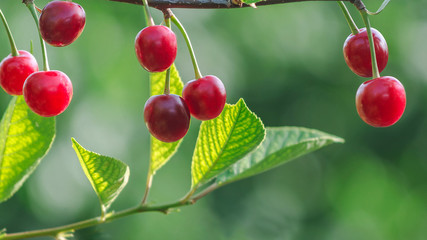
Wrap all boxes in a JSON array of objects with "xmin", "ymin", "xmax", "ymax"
[
  {"xmin": 182, "ymin": 75, "xmax": 226, "ymax": 120},
  {"xmin": 343, "ymin": 28, "xmax": 388, "ymax": 78},
  {"xmin": 135, "ymin": 25, "xmax": 177, "ymax": 72},
  {"xmin": 23, "ymin": 70, "xmax": 73, "ymax": 117},
  {"xmin": 0, "ymin": 50, "xmax": 38, "ymax": 95},
  {"xmin": 356, "ymin": 76, "xmax": 406, "ymax": 127},
  {"xmin": 143, "ymin": 94, "xmax": 190, "ymax": 142},
  {"xmin": 39, "ymin": 0, "xmax": 86, "ymax": 47}
]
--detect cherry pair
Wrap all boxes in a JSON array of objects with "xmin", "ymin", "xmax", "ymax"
[
  {"xmin": 144, "ymin": 76, "xmax": 226, "ymax": 142},
  {"xmin": 343, "ymin": 28, "xmax": 406, "ymax": 127}
]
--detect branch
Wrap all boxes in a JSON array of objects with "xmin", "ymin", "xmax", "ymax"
[
  {"xmin": 1, "ymin": 201, "xmax": 194, "ymax": 240},
  {"xmin": 107, "ymin": 0, "xmax": 350, "ymax": 9}
]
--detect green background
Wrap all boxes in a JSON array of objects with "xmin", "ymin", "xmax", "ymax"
[{"xmin": 1, "ymin": 0, "xmax": 427, "ymax": 239}]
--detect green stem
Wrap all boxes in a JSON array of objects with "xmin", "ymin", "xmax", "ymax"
[
  {"xmin": 141, "ymin": 173, "xmax": 153, "ymax": 205},
  {"xmin": 163, "ymin": 15, "xmax": 172, "ymax": 94},
  {"xmin": 359, "ymin": 9, "xmax": 380, "ymax": 79},
  {"xmin": 337, "ymin": 1, "xmax": 359, "ymax": 35},
  {"xmin": 141, "ymin": 0, "xmax": 154, "ymax": 26},
  {"xmin": 25, "ymin": 1, "xmax": 49, "ymax": 71},
  {"xmin": 0, "ymin": 9, "xmax": 19, "ymax": 57},
  {"xmin": 169, "ymin": 10, "xmax": 202, "ymax": 80},
  {"xmin": 1, "ymin": 201, "xmax": 194, "ymax": 240}
]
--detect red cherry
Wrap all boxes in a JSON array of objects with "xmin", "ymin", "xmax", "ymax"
[
  {"xmin": 39, "ymin": 0, "xmax": 86, "ymax": 47},
  {"xmin": 182, "ymin": 75, "xmax": 226, "ymax": 120},
  {"xmin": 143, "ymin": 94, "xmax": 190, "ymax": 142},
  {"xmin": 343, "ymin": 28, "xmax": 388, "ymax": 78},
  {"xmin": 356, "ymin": 76, "xmax": 406, "ymax": 127},
  {"xmin": 23, "ymin": 70, "xmax": 73, "ymax": 117},
  {"xmin": 0, "ymin": 50, "xmax": 38, "ymax": 95},
  {"xmin": 135, "ymin": 25, "xmax": 177, "ymax": 72}
]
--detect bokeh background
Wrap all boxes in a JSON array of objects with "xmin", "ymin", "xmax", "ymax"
[{"xmin": 1, "ymin": 0, "xmax": 427, "ymax": 239}]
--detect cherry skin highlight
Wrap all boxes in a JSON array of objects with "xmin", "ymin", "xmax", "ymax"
[
  {"xmin": 356, "ymin": 76, "xmax": 406, "ymax": 127},
  {"xmin": 39, "ymin": 0, "xmax": 86, "ymax": 47},
  {"xmin": 144, "ymin": 94, "xmax": 190, "ymax": 142},
  {"xmin": 343, "ymin": 28, "xmax": 388, "ymax": 78},
  {"xmin": 23, "ymin": 70, "xmax": 73, "ymax": 117},
  {"xmin": 0, "ymin": 50, "xmax": 38, "ymax": 95},
  {"xmin": 135, "ymin": 25, "xmax": 177, "ymax": 72},
  {"xmin": 182, "ymin": 75, "xmax": 226, "ymax": 120}
]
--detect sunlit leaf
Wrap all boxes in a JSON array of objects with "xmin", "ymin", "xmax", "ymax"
[
  {"xmin": 0, "ymin": 96, "xmax": 55, "ymax": 203},
  {"xmin": 191, "ymin": 98, "xmax": 265, "ymax": 188},
  {"xmin": 216, "ymin": 127, "xmax": 344, "ymax": 186},
  {"xmin": 149, "ymin": 64, "xmax": 184, "ymax": 174},
  {"xmin": 72, "ymin": 138, "xmax": 129, "ymax": 213}
]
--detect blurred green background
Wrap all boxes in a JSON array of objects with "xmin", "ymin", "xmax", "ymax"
[{"xmin": 1, "ymin": 0, "xmax": 427, "ymax": 239}]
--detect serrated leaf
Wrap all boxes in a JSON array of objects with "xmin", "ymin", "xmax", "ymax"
[
  {"xmin": 72, "ymin": 138, "xmax": 129, "ymax": 213},
  {"xmin": 149, "ymin": 64, "xmax": 184, "ymax": 175},
  {"xmin": 216, "ymin": 127, "xmax": 344, "ymax": 186},
  {"xmin": 0, "ymin": 96, "xmax": 55, "ymax": 203},
  {"xmin": 191, "ymin": 98, "xmax": 265, "ymax": 188}
]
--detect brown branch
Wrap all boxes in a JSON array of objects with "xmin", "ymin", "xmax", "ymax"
[{"xmin": 106, "ymin": 0, "xmax": 351, "ymax": 9}]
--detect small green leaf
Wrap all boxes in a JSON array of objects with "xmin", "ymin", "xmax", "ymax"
[
  {"xmin": 72, "ymin": 138, "xmax": 129, "ymax": 213},
  {"xmin": 149, "ymin": 64, "xmax": 184, "ymax": 175},
  {"xmin": 216, "ymin": 127, "xmax": 344, "ymax": 186},
  {"xmin": 0, "ymin": 96, "xmax": 55, "ymax": 203},
  {"xmin": 191, "ymin": 98, "xmax": 265, "ymax": 188}
]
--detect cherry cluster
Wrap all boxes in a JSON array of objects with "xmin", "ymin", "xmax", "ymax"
[
  {"xmin": 136, "ymin": 12, "xmax": 226, "ymax": 142},
  {"xmin": 0, "ymin": 0, "xmax": 85, "ymax": 117},
  {"xmin": 343, "ymin": 27, "xmax": 406, "ymax": 127}
]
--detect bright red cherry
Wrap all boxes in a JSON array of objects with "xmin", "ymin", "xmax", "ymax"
[
  {"xmin": 182, "ymin": 75, "xmax": 226, "ymax": 120},
  {"xmin": 39, "ymin": 0, "xmax": 86, "ymax": 47},
  {"xmin": 135, "ymin": 25, "xmax": 177, "ymax": 72},
  {"xmin": 23, "ymin": 70, "xmax": 73, "ymax": 117},
  {"xmin": 343, "ymin": 28, "xmax": 388, "ymax": 78},
  {"xmin": 0, "ymin": 50, "xmax": 38, "ymax": 95},
  {"xmin": 356, "ymin": 76, "xmax": 406, "ymax": 127},
  {"xmin": 144, "ymin": 94, "xmax": 190, "ymax": 142}
]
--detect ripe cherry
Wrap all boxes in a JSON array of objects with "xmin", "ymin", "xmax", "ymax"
[
  {"xmin": 23, "ymin": 70, "xmax": 73, "ymax": 117},
  {"xmin": 135, "ymin": 25, "xmax": 177, "ymax": 72},
  {"xmin": 182, "ymin": 75, "xmax": 226, "ymax": 121},
  {"xmin": 356, "ymin": 76, "xmax": 406, "ymax": 127},
  {"xmin": 144, "ymin": 94, "xmax": 190, "ymax": 142},
  {"xmin": 0, "ymin": 50, "xmax": 38, "ymax": 95},
  {"xmin": 343, "ymin": 28, "xmax": 388, "ymax": 78},
  {"xmin": 39, "ymin": 0, "xmax": 86, "ymax": 47}
]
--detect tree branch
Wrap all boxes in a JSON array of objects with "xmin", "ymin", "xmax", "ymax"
[{"xmin": 106, "ymin": 0, "xmax": 350, "ymax": 9}]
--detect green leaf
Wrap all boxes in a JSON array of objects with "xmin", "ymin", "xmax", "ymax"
[
  {"xmin": 0, "ymin": 96, "xmax": 55, "ymax": 203},
  {"xmin": 149, "ymin": 64, "xmax": 184, "ymax": 175},
  {"xmin": 191, "ymin": 98, "xmax": 265, "ymax": 188},
  {"xmin": 216, "ymin": 127, "xmax": 344, "ymax": 186},
  {"xmin": 72, "ymin": 138, "xmax": 130, "ymax": 213}
]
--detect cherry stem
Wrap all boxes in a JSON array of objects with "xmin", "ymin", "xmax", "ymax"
[
  {"xmin": 141, "ymin": 0, "xmax": 154, "ymax": 26},
  {"xmin": 337, "ymin": 1, "xmax": 359, "ymax": 35},
  {"xmin": 0, "ymin": 9, "xmax": 19, "ymax": 57},
  {"xmin": 25, "ymin": 1, "xmax": 50, "ymax": 71},
  {"xmin": 169, "ymin": 10, "xmax": 203, "ymax": 80},
  {"xmin": 163, "ymin": 16, "xmax": 172, "ymax": 95},
  {"xmin": 359, "ymin": 9, "xmax": 380, "ymax": 79}
]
